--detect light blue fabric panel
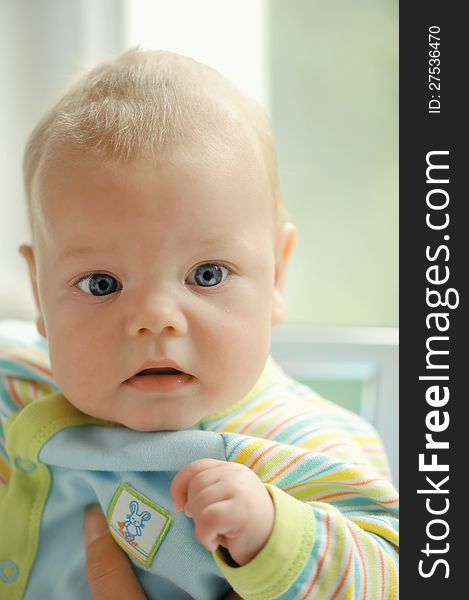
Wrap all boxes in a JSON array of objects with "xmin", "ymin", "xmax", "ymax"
[
  {"xmin": 26, "ymin": 426, "xmax": 230, "ymax": 600},
  {"xmin": 41, "ymin": 426, "xmax": 225, "ymax": 471}
]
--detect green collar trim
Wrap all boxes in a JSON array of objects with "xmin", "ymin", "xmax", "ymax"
[{"xmin": 4, "ymin": 392, "xmax": 118, "ymax": 460}]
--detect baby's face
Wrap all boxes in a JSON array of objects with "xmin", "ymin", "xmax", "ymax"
[{"xmin": 23, "ymin": 146, "xmax": 294, "ymax": 430}]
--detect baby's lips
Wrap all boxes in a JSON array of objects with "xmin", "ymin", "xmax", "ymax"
[{"xmin": 128, "ymin": 358, "xmax": 192, "ymax": 379}]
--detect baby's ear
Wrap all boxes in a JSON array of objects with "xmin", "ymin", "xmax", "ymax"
[
  {"xmin": 271, "ymin": 223, "xmax": 296, "ymax": 327},
  {"xmin": 19, "ymin": 244, "xmax": 46, "ymax": 338}
]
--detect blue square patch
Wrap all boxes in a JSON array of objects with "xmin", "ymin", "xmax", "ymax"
[{"xmin": 107, "ymin": 482, "xmax": 173, "ymax": 568}]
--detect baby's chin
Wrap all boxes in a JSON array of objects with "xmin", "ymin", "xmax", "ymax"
[
  {"xmin": 113, "ymin": 405, "xmax": 202, "ymax": 432},
  {"xmin": 64, "ymin": 387, "xmax": 223, "ymax": 432}
]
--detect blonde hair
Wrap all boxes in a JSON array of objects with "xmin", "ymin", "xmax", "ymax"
[{"xmin": 23, "ymin": 48, "xmax": 286, "ymax": 232}]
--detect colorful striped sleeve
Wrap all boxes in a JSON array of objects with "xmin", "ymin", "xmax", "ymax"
[
  {"xmin": 203, "ymin": 365, "xmax": 398, "ymax": 599},
  {"xmin": 215, "ymin": 433, "xmax": 398, "ymax": 600}
]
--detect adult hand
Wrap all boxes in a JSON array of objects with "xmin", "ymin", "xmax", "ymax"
[
  {"xmin": 83, "ymin": 505, "xmax": 147, "ymax": 599},
  {"xmin": 83, "ymin": 504, "xmax": 243, "ymax": 600}
]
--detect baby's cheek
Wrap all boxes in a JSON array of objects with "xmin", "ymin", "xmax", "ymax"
[
  {"xmin": 49, "ymin": 340, "xmax": 106, "ymax": 406},
  {"xmin": 205, "ymin": 321, "xmax": 270, "ymax": 405}
]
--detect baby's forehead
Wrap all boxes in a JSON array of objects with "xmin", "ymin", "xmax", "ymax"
[
  {"xmin": 31, "ymin": 141, "xmax": 276, "ymax": 244},
  {"xmin": 34, "ymin": 137, "xmax": 268, "ymax": 203}
]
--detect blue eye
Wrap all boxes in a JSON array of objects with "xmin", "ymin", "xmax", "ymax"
[
  {"xmin": 187, "ymin": 264, "xmax": 229, "ymax": 287},
  {"xmin": 77, "ymin": 273, "xmax": 120, "ymax": 296}
]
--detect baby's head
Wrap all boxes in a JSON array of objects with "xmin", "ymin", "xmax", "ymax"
[{"xmin": 20, "ymin": 49, "xmax": 295, "ymax": 431}]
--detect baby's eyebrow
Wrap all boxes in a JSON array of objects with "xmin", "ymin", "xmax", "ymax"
[
  {"xmin": 195, "ymin": 234, "xmax": 248, "ymax": 249},
  {"xmin": 60, "ymin": 247, "xmax": 97, "ymax": 260}
]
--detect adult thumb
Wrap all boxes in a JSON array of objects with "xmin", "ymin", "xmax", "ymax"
[{"xmin": 83, "ymin": 505, "xmax": 146, "ymax": 600}]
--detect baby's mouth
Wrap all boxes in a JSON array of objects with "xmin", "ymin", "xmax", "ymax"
[
  {"xmin": 136, "ymin": 368, "xmax": 183, "ymax": 376},
  {"xmin": 125, "ymin": 366, "xmax": 194, "ymax": 392}
]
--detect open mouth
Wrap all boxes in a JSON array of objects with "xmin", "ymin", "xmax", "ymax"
[
  {"xmin": 126, "ymin": 366, "xmax": 193, "ymax": 392},
  {"xmin": 136, "ymin": 368, "xmax": 184, "ymax": 376}
]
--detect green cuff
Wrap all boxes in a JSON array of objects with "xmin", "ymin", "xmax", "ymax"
[{"xmin": 213, "ymin": 484, "xmax": 314, "ymax": 600}]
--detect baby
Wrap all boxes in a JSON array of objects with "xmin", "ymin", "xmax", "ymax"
[{"xmin": 0, "ymin": 49, "xmax": 398, "ymax": 599}]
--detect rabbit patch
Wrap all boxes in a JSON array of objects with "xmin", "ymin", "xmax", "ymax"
[{"xmin": 124, "ymin": 500, "xmax": 152, "ymax": 541}]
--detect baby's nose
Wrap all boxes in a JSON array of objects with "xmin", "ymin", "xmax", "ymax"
[{"xmin": 125, "ymin": 290, "xmax": 188, "ymax": 338}]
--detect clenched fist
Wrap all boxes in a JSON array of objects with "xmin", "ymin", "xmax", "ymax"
[{"xmin": 170, "ymin": 459, "xmax": 275, "ymax": 566}]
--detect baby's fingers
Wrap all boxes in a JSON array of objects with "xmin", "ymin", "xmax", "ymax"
[
  {"xmin": 170, "ymin": 458, "xmax": 225, "ymax": 512},
  {"xmin": 193, "ymin": 499, "xmax": 240, "ymax": 551}
]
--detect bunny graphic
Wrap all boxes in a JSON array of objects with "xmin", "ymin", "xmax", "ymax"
[{"xmin": 124, "ymin": 500, "xmax": 152, "ymax": 541}]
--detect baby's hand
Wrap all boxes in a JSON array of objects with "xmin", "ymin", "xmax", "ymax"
[{"xmin": 170, "ymin": 458, "xmax": 274, "ymax": 566}]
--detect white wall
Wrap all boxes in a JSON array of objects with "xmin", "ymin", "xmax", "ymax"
[{"xmin": 123, "ymin": 0, "xmax": 268, "ymax": 110}]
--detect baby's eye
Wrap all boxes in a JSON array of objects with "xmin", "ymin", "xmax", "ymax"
[
  {"xmin": 186, "ymin": 263, "xmax": 229, "ymax": 287},
  {"xmin": 76, "ymin": 273, "xmax": 121, "ymax": 296}
]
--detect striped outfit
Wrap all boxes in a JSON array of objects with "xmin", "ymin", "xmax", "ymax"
[{"xmin": 0, "ymin": 327, "xmax": 398, "ymax": 599}]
